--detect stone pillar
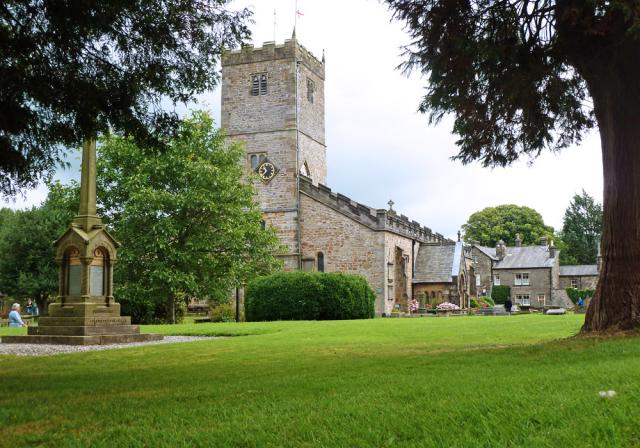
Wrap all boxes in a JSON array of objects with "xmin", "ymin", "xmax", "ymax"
[
  {"xmin": 80, "ymin": 258, "xmax": 92, "ymax": 301},
  {"xmin": 74, "ymin": 137, "xmax": 102, "ymax": 231},
  {"xmin": 106, "ymin": 262, "xmax": 114, "ymax": 305}
]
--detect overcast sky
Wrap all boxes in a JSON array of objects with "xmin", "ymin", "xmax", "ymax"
[{"xmin": 6, "ymin": 0, "xmax": 604, "ymax": 240}]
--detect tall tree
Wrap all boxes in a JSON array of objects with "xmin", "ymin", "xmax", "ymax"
[
  {"xmin": 560, "ymin": 190, "xmax": 603, "ymax": 265},
  {"xmin": 462, "ymin": 204, "xmax": 554, "ymax": 247},
  {"xmin": 0, "ymin": 0, "xmax": 251, "ymax": 196},
  {"xmin": 0, "ymin": 182, "xmax": 78, "ymax": 311},
  {"xmin": 97, "ymin": 112, "xmax": 282, "ymax": 324},
  {"xmin": 385, "ymin": 0, "xmax": 640, "ymax": 332}
]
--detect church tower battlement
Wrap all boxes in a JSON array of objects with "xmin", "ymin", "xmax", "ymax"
[{"xmin": 221, "ymin": 37, "xmax": 327, "ymax": 269}]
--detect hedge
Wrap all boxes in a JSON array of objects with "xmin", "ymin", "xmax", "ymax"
[
  {"xmin": 491, "ymin": 285, "xmax": 511, "ymax": 304},
  {"xmin": 565, "ymin": 288, "xmax": 594, "ymax": 304},
  {"xmin": 245, "ymin": 272, "xmax": 376, "ymax": 321}
]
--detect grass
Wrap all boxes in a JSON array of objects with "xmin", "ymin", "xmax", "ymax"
[{"xmin": 1, "ymin": 314, "xmax": 639, "ymax": 447}]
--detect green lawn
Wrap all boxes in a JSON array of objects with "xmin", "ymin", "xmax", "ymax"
[{"xmin": 1, "ymin": 314, "xmax": 639, "ymax": 447}]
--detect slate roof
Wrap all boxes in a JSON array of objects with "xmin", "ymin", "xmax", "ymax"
[
  {"xmin": 413, "ymin": 242, "xmax": 462, "ymax": 283},
  {"xmin": 559, "ymin": 265, "xmax": 598, "ymax": 276},
  {"xmin": 477, "ymin": 245, "xmax": 557, "ymax": 269},
  {"xmin": 475, "ymin": 246, "xmax": 498, "ymax": 260}
]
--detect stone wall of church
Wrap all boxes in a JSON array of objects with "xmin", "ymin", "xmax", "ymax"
[
  {"xmin": 296, "ymin": 59, "xmax": 327, "ymax": 185},
  {"xmin": 299, "ymin": 194, "xmax": 386, "ymax": 312},
  {"xmin": 383, "ymin": 233, "xmax": 415, "ymax": 315},
  {"xmin": 262, "ymin": 210, "xmax": 300, "ymax": 270}
]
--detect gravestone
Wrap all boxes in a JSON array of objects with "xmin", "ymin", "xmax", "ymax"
[{"xmin": 2, "ymin": 139, "xmax": 162, "ymax": 345}]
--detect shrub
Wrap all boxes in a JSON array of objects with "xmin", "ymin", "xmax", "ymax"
[
  {"xmin": 482, "ymin": 296, "xmax": 496, "ymax": 307},
  {"xmin": 470, "ymin": 298, "xmax": 479, "ymax": 308},
  {"xmin": 565, "ymin": 288, "xmax": 595, "ymax": 304},
  {"xmin": 436, "ymin": 302, "xmax": 460, "ymax": 310},
  {"xmin": 210, "ymin": 302, "xmax": 238, "ymax": 322},
  {"xmin": 491, "ymin": 285, "xmax": 511, "ymax": 304},
  {"xmin": 245, "ymin": 272, "xmax": 376, "ymax": 321}
]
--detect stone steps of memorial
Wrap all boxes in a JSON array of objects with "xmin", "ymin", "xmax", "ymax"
[
  {"xmin": 28, "ymin": 325, "xmax": 141, "ymax": 336},
  {"xmin": 2, "ymin": 333, "xmax": 163, "ymax": 345}
]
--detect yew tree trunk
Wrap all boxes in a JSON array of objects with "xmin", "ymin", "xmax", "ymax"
[{"xmin": 580, "ymin": 38, "xmax": 640, "ymax": 332}]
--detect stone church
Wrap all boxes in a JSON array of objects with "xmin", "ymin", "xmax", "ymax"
[{"xmin": 221, "ymin": 37, "xmax": 469, "ymax": 315}]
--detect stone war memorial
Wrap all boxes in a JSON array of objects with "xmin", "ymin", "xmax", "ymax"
[{"xmin": 2, "ymin": 139, "xmax": 162, "ymax": 345}]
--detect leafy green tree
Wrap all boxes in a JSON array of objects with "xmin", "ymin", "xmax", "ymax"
[
  {"xmin": 0, "ymin": 0, "xmax": 251, "ymax": 196},
  {"xmin": 0, "ymin": 182, "xmax": 78, "ymax": 311},
  {"xmin": 97, "ymin": 112, "xmax": 282, "ymax": 324},
  {"xmin": 462, "ymin": 205, "xmax": 554, "ymax": 247},
  {"xmin": 385, "ymin": 0, "xmax": 640, "ymax": 332},
  {"xmin": 559, "ymin": 190, "xmax": 603, "ymax": 265}
]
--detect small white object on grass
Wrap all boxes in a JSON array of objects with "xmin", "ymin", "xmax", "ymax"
[{"xmin": 598, "ymin": 390, "xmax": 617, "ymax": 398}]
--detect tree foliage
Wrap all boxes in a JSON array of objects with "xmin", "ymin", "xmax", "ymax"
[
  {"xmin": 386, "ymin": 0, "xmax": 640, "ymax": 332},
  {"xmin": 97, "ymin": 112, "xmax": 282, "ymax": 324},
  {"xmin": 0, "ymin": 182, "xmax": 78, "ymax": 310},
  {"xmin": 462, "ymin": 204, "xmax": 554, "ymax": 247},
  {"xmin": 559, "ymin": 190, "xmax": 602, "ymax": 265},
  {"xmin": 0, "ymin": 0, "xmax": 251, "ymax": 196}
]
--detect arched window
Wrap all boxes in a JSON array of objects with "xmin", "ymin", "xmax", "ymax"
[
  {"xmin": 317, "ymin": 252, "xmax": 325, "ymax": 272},
  {"xmin": 250, "ymin": 154, "xmax": 258, "ymax": 170}
]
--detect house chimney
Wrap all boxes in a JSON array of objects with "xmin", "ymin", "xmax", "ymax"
[
  {"xmin": 515, "ymin": 233, "xmax": 522, "ymax": 247},
  {"xmin": 540, "ymin": 236, "xmax": 548, "ymax": 247},
  {"xmin": 496, "ymin": 239, "xmax": 506, "ymax": 260},
  {"xmin": 549, "ymin": 240, "xmax": 556, "ymax": 258}
]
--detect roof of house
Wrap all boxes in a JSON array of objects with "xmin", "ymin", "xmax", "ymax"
[
  {"xmin": 559, "ymin": 265, "xmax": 598, "ymax": 276},
  {"xmin": 476, "ymin": 244, "xmax": 557, "ymax": 269},
  {"xmin": 413, "ymin": 242, "xmax": 463, "ymax": 283}
]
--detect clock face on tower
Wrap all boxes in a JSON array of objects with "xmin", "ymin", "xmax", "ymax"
[{"xmin": 257, "ymin": 161, "xmax": 277, "ymax": 182}]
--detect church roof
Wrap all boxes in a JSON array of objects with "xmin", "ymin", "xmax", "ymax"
[
  {"xmin": 413, "ymin": 242, "xmax": 463, "ymax": 283},
  {"xmin": 560, "ymin": 265, "xmax": 598, "ymax": 276}
]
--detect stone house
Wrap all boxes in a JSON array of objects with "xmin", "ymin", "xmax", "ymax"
[
  {"xmin": 413, "ymin": 242, "xmax": 469, "ymax": 307},
  {"xmin": 471, "ymin": 237, "xmax": 573, "ymax": 309},
  {"xmin": 221, "ymin": 37, "xmax": 456, "ymax": 315},
  {"xmin": 559, "ymin": 265, "xmax": 599, "ymax": 290}
]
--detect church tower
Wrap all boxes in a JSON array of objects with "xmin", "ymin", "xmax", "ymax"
[{"xmin": 221, "ymin": 37, "xmax": 326, "ymax": 269}]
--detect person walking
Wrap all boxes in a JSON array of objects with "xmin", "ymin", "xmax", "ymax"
[{"xmin": 504, "ymin": 298, "xmax": 513, "ymax": 315}]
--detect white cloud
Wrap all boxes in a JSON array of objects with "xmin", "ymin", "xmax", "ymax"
[{"xmin": 6, "ymin": 0, "xmax": 604, "ymax": 240}]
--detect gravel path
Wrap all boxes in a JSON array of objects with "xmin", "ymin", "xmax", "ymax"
[{"xmin": 0, "ymin": 335, "xmax": 216, "ymax": 357}]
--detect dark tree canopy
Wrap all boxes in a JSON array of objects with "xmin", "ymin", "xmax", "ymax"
[
  {"xmin": 385, "ymin": 0, "xmax": 640, "ymax": 166},
  {"xmin": 0, "ymin": 0, "xmax": 251, "ymax": 196},
  {"xmin": 386, "ymin": 0, "xmax": 640, "ymax": 332},
  {"xmin": 560, "ymin": 190, "xmax": 602, "ymax": 265}
]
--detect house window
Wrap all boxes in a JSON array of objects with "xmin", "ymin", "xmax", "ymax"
[
  {"xmin": 570, "ymin": 278, "xmax": 578, "ymax": 288},
  {"xmin": 493, "ymin": 274, "xmax": 500, "ymax": 286},
  {"xmin": 475, "ymin": 274, "xmax": 481, "ymax": 287},
  {"xmin": 251, "ymin": 73, "xmax": 267, "ymax": 96},
  {"xmin": 317, "ymin": 252, "xmax": 325, "ymax": 272},
  {"xmin": 515, "ymin": 295, "xmax": 530, "ymax": 306},
  {"xmin": 473, "ymin": 255, "xmax": 478, "ymax": 264},
  {"xmin": 515, "ymin": 273, "xmax": 530, "ymax": 286},
  {"xmin": 537, "ymin": 294, "xmax": 545, "ymax": 305},
  {"xmin": 307, "ymin": 78, "xmax": 315, "ymax": 103}
]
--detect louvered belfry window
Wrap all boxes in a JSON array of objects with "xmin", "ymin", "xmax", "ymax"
[{"xmin": 251, "ymin": 73, "xmax": 267, "ymax": 96}]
